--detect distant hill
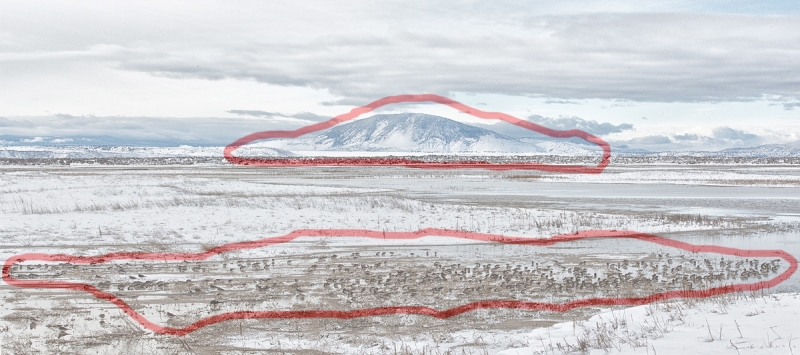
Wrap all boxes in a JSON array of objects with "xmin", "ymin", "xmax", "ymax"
[
  {"xmin": 0, "ymin": 145, "xmax": 293, "ymax": 159},
  {"xmin": 0, "ymin": 135, "xmax": 209, "ymax": 147},
  {"xmin": 628, "ymin": 142, "xmax": 800, "ymax": 158},
  {"xmin": 714, "ymin": 143, "xmax": 800, "ymax": 158}
]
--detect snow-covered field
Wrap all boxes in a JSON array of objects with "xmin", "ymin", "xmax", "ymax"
[
  {"xmin": 505, "ymin": 292, "xmax": 800, "ymax": 355},
  {"xmin": 1, "ymin": 162, "xmax": 800, "ymax": 354}
]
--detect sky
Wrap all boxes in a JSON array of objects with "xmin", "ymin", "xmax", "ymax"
[{"xmin": 1, "ymin": 1, "xmax": 800, "ymax": 151}]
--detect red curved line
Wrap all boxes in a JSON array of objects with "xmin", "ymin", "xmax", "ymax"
[
  {"xmin": 3, "ymin": 228, "xmax": 796, "ymax": 336},
  {"xmin": 223, "ymin": 94, "xmax": 611, "ymax": 174}
]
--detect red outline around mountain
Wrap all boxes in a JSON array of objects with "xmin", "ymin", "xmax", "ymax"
[
  {"xmin": 3, "ymin": 229, "xmax": 796, "ymax": 336},
  {"xmin": 223, "ymin": 94, "xmax": 611, "ymax": 173}
]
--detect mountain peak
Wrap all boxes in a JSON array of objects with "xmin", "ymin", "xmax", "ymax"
[
  {"xmin": 315, "ymin": 113, "xmax": 514, "ymax": 151},
  {"xmin": 253, "ymin": 112, "xmax": 599, "ymax": 155}
]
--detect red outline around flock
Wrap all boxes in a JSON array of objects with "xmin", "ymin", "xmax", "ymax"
[
  {"xmin": 3, "ymin": 229, "xmax": 796, "ymax": 336},
  {"xmin": 223, "ymin": 94, "xmax": 611, "ymax": 173}
]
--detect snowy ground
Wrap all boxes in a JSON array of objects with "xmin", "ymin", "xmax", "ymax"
[
  {"xmin": 501, "ymin": 292, "xmax": 800, "ymax": 355},
  {"xmin": 1, "ymin": 163, "xmax": 799, "ymax": 354}
]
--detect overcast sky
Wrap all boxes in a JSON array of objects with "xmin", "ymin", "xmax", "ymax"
[{"xmin": 2, "ymin": 1, "xmax": 800, "ymax": 150}]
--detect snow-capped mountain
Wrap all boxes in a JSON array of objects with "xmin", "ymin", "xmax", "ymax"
[
  {"xmin": 256, "ymin": 113, "xmax": 599, "ymax": 155},
  {"xmin": 713, "ymin": 143, "xmax": 800, "ymax": 158}
]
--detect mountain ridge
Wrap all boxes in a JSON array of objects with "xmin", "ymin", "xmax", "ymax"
[{"xmin": 256, "ymin": 113, "xmax": 598, "ymax": 155}]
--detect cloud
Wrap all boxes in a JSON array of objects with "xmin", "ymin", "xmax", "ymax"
[
  {"xmin": 627, "ymin": 135, "xmax": 672, "ymax": 144},
  {"xmin": 106, "ymin": 12, "xmax": 800, "ymax": 103},
  {"xmin": 612, "ymin": 126, "xmax": 773, "ymax": 151},
  {"xmin": 673, "ymin": 133, "xmax": 699, "ymax": 141},
  {"xmin": 320, "ymin": 98, "xmax": 375, "ymax": 106},
  {"xmin": 526, "ymin": 115, "xmax": 634, "ymax": 135},
  {"xmin": 0, "ymin": 117, "xmax": 35, "ymax": 128},
  {"xmin": 785, "ymin": 103, "xmax": 800, "ymax": 110},
  {"xmin": 227, "ymin": 110, "xmax": 331, "ymax": 122},
  {"xmin": 544, "ymin": 100, "xmax": 579, "ymax": 104},
  {"xmin": 289, "ymin": 112, "xmax": 332, "ymax": 122},
  {"xmin": 6, "ymin": 2, "xmax": 797, "ymax": 104},
  {"xmin": 20, "ymin": 137, "xmax": 45, "ymax": 143},
  {"xmin": 226, "ymin": 110, "xmax": 281, "ymax": 117},
  {"xmin": 712, "ymin": 126, "xmax": 759, "ymax": 141},
  {"xmin": 0, "ymin": 115, "xmax": 305, "ymax": 145}
]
